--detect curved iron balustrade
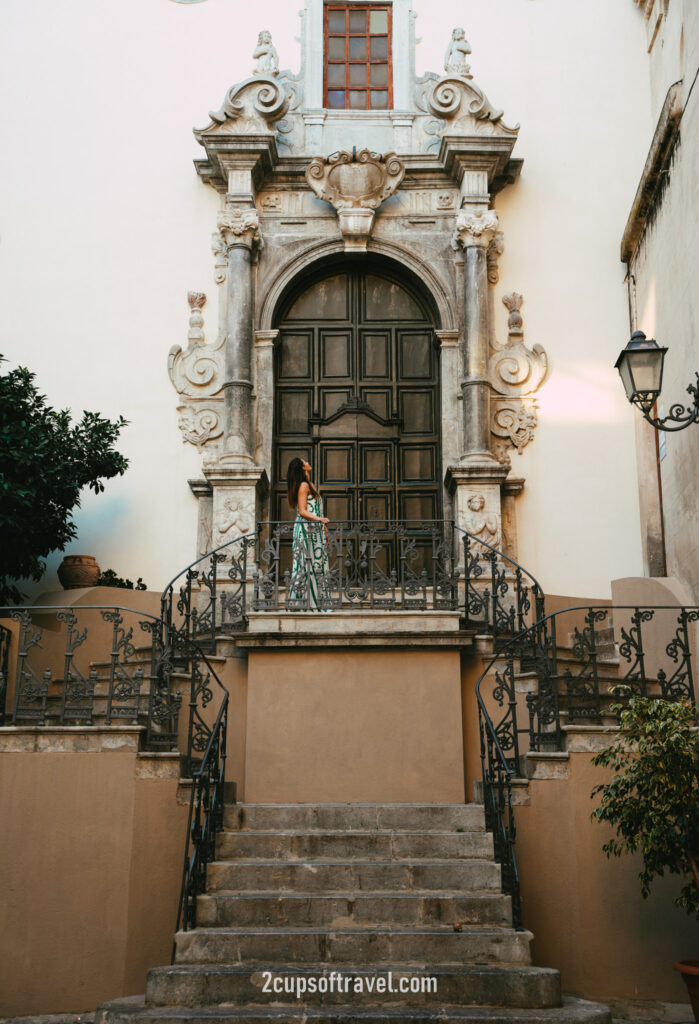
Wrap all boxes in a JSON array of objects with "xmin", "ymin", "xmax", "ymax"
[
  {"xmin": 0, "ymin": 604, "xmax": 182, "ymax": 749},
  {"xmin": 475, "ymin": 602, "xmax": 699, "ymax": 930},
  {"xmin": 176, "ymin": 664, "xmax": 229, "ymax": 936}
]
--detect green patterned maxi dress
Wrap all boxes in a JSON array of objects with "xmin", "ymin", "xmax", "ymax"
[{"xmin": 289, "ymin": 494, "xmax": 331, "ymax": 611}]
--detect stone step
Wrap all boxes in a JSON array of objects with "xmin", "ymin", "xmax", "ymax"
[
  {"xmin": 196, "ymin": 891, "xmax": 512, "ymax": 928},
  {"xmin": 174, "ymin": 926, "xmax": 533, "ymax": 966},
  {"xmin": 215, "ymin": 831, "xmax": 494, "ymax": 861},
  {"xmin": 206, "ymin": 859, "xmax": 501, "ymax": 894},
  {"xmin": 145, "ymin": 963, "xmax": 559, "ymax": 1009},
  {"xmin": 96, "ymin": 994, "xmax": 612, "ymax": 1024},
  {"xmin": 223, "ymin": 804, "xmax": 486, "ymax": 833}
]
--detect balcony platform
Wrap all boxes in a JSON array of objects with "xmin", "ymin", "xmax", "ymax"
[{"xmin": 242, "ymin": 609, "xmax": 469, "ymax": 647}]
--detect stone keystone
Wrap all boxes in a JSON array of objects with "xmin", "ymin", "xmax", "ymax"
[{"xmin": 305, "ymin": 149, "xmax": 405, "ymax": 253}]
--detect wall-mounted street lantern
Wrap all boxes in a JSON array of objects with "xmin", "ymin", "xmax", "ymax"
[{"xmin": 615, "ymin": 331, "xmax": 699, "ymax": 431}]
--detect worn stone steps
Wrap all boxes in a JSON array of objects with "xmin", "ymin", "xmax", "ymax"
[
  {"xmin": 223, "ymin": 803, "xmax": 486, "ymax": 833},
  {"xmin": 95, "ymin": 802, "xmax": 611, "ymax": 1024},
  {"xmin": 196, "ymin": 891, "xmax": 512, "ymax": 928},
  {"xmin": 206, "ymin": 858, "xmax": 502, "ymax": 893},
  {"xmin": 215, "ymin": 830, "xmax": 494, "ymax": 860},
  {"xmin": 174, "ymin": 925, "xmax": 533, "ymax": 965},
  {"xmin": 145, "ymin": 963, "xmax": 559, "ymax": 1009},
  {"xmin": 97, "ymin": 994, "xmax": 611, "ymax": 1024}
]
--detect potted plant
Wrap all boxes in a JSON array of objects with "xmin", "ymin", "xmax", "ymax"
[{"xmin": 591, "ymin": 694, "xmax": 699, "ymax": 1020}]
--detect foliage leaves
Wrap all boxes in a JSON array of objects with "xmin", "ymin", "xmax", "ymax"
[
  {"xmin": 591, "ymin": 693, "xmax": 699, "ymax": 918},
  {"xmin": 0, "ymin": 356, "xmax": 129, "ymax": 604}
]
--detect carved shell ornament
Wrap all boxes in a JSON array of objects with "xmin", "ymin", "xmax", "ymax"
[{"xmin": 306, "ymin": 150, "xmax": 406, "ymax": 211}]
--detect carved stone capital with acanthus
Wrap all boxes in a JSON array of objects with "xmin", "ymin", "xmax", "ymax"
[
  {"xmin": 453, "ymin": 208, "xmax": 500, "ymax": 250},
  {"xmin": 217, "ymin": 204, "xmax": 261, "ymax": 252}
]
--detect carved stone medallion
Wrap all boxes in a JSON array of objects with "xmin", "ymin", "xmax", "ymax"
[{"xmin": 305, "ymin": 149, "xmax": 405, "ymax": 252}]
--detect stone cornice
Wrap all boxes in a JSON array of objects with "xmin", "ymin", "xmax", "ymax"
[
  {"xmin": 620, "ymin": 80, "xmax": 683, "ymax": 263},
  {"xmin": 194, "ymin": 135, "xmax": 279, "ymax": 193}
]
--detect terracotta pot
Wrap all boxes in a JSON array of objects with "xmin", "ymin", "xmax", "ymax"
[
  {"xmin": 57, "ymin": 555, "xmax": 101, "ymax": 590},
  {"xmin": 675, "ymin": 960, "xmax": 699, "ymax": 1023}
]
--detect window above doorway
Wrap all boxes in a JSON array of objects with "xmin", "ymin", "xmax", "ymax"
[{"xmin": 324, "ymin": 4, "xmax": 392, "ymax": 110}]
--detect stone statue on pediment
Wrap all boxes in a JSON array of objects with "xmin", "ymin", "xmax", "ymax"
[
  {"xmin": 253, "ymin": 30, "xmax": 279, "ymax": 77},
  {"xmin": 444, "ymin": 27, "xmax": 472, "ymax": 78}
]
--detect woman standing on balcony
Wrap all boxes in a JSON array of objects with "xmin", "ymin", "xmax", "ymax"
[{"xmin": 286, "ymin": 458, "xmax": 330, "ymax": 611}]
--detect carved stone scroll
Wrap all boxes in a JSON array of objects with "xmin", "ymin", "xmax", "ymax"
[
  {"xmin": 489, "ymin": 293, "xmax": 549, "ymax": 464},
  {"xmin": 168, "ymin": 293, "xmax": 225, "ymax": 459},
  {"xmin": 305, "ymin": 149, "xmax": 405, "ymax": 252}
]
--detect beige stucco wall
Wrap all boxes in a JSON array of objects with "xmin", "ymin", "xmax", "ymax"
[
  {"xmin": 461, "ymin": 641, "xmax": 696, "ymax": 1007},
  {"xmin": 0, "ymin": 0, "xmax": 652, "ymax": 600},
  {"xmin": 0, "ymin": 750, "xmax": 187, "ymax": 1016},
  {"xmin": 244, "ymin": 648, "xmax": 465, "ymax": 803},
  {"xmin": 516, "ymin": 754, "xmax": 696, "ymax": 1006},
  {"xmin": 628, "ymin": 1, "xmax": 699, "ymax": 602}
]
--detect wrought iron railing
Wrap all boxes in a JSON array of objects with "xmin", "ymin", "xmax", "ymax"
[
  {"xmin": 253, "ymin": 519, "xmax": 458, "ymax": 612},
  {"xmin": 0, "ymin": 623, "xmax": 10, "ymax": 726},
  {"xmin": 160, "ymin": 533, "xmax": 256, "ymax": 651},
  {"xmin": 475, "ymin": 602, "xmax": 698, "ymax": 923},
  {"xmin": 155, "ymin": 518, "xmax": 549, "ymax": 635},
  {"xmin": 456, "ymin": 526, "xmax": 547, "ymax": 655},
  {"xmin": 176, "ymin": 655, "xmax": 229, "ymax": 935},
  {"xmin": 0, "ymin": 605, "xmax": 181, "ymax": 746}
]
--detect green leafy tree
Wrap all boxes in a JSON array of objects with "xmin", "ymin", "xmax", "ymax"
[
  {"xmin": 0, "ymin": 356, "xmax": 129, "ymax": 604},
  {"xmin": 591, "ymin": 694, "xmax": 699, "ymax": 918}
]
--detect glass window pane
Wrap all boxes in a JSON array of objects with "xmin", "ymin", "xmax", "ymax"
[
  {"xmin": 349, "ymin": 90, "xmax": 367, "ymax": 108},
  {"xmin": 349, "ymin": 37, "xmax": 367, "ymax": 60},
  {"xmin": 370, "ymin": 90, "xmax": 388, "ymax": 109},
  {"xmin": 328, "ymin": 90, "xmax": 346, "ymax": 108},
  {"xmin": 328, "ymin": 64, "xmax": 346, "ymax": 87},
  {"xmin": 328, "ymin": 10, "xmax": 346, "ymax": 32},
  {"xmin": 369, "ymin": 63, "xmax": 388, "ymax": 88},
  {"xmin": 370, "ymin": 10, "xmax": 388, "ymax": 34},
  {"xmin": 370, "ymin": 36, "xmax": 388, "ymax": 59},
  {"xmin": 328, "ymin": 37, "xmax": 346, "ymax": 59},
  {"xmin": 349, "ymin": 63, "xmax": 367, "ymax": 87},
  {"xmin": 349, "ymin": 10, "xmax": 366, "ymax": 32}
]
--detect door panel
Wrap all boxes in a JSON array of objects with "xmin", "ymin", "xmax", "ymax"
[{"xmin": 273, "ymin": 266, "xmax": 440, "ymax": 527}]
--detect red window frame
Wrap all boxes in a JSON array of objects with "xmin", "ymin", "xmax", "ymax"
[{"xmin": 324, "ymin": 4, "xmax": 393, "ymax": 111}]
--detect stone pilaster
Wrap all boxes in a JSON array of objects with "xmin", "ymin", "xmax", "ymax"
[{"xmin": 254, "ymin": 330, "xmax": 278, "ymax": 492}]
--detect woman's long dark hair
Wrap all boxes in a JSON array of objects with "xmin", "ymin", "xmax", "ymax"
[{"xmin": 286, "ymin": 457, "xmax": 319, "ymax": 509}]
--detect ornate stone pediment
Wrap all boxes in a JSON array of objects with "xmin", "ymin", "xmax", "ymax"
[
  {"xmin": 414, "ymin": 30, "xmax": 519, "ymax": 154},
  {"xmin": 195, "ymin": 74, "xmax": 300, "ymax": 141},
  {"xmin": 305, "ymin": 150, "xmax": 405, "ymax": 252}
]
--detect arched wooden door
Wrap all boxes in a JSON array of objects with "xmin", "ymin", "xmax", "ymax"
[{"xmin": 272, "ymin": 265, "xmax": 442, "ymax": 527}]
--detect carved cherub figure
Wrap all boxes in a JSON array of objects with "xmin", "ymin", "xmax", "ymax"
[
  {"xmin": 464, "ymin": 493, "xmax": 498, "ymax": 542},
  {"xmin": 444, "ymin": 27, "xmax": 472, "ymax": 78},
  {"xmin": 253, "ymin": 30, "xmax": 279, "ymax": 77}
]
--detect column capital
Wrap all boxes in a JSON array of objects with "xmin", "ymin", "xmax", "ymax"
[
  {"xmin": 452, "ymin": 208, "xmax": 499, "ymax": 251},
  {"xmin": 217, "ymin": 202, "xmax": 261, "ymax": 251}
]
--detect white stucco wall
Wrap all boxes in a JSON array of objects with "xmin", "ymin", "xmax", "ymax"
[
  {"xmin": 0, "ymin": 0, "xmax": 652, "ymax": 598},
  {"xmin": 629, "ymin": 0, "xmax": 699, "ymax": 600}
]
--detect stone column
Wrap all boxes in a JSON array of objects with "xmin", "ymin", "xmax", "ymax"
[
  {"xmin": 453, "ymin": 207, "xmax": 500, "ymax": 462},
  {"xmin": 447, "ymin": 206, "xmax": 508, "ymax": 549},
  {"xmin": 217, "ymin": 199, "xmax": 261, "ymax": 466},
  {"xmin": 203, "ymin": 181, "xmax": 267, "ymax": 563}
]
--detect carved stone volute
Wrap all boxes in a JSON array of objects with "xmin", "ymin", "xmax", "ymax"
[{"xmin": 305, "ymin": 149, "xmax": 405, "ymax": 252}]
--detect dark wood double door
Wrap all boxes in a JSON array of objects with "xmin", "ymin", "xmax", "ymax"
[{"xmin": 272, "ymin": 266, "xmax": 442, "ymax": 530}]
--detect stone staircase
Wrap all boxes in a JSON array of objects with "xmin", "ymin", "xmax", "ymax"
[{"xmin": 96, "ymin": 803, "xmax": 610, "ymax": 1024}]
